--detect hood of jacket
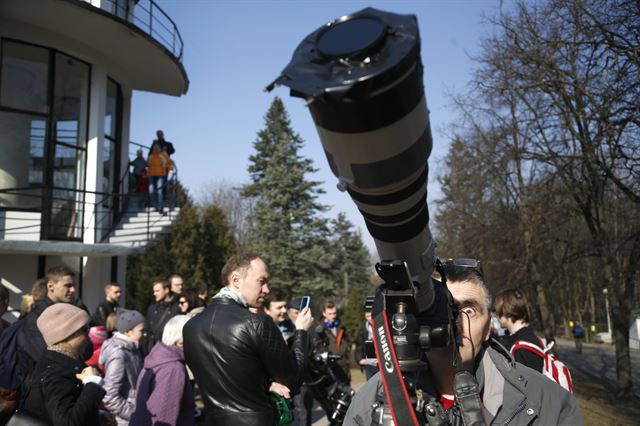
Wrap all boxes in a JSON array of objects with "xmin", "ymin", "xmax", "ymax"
[
  {"xmin": 144, "ymin": 341, "xmax": 184, "ymax": 369},
  {"xmin": 99, "ymin": 332, "xmax": 137, "ymax": 364}
]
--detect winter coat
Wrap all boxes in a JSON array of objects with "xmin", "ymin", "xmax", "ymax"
[
  {"xmin": 23, "ymin": 349, "xmax": 105, "ymax": 426},
  {"xmin": 147, "ymin": 151, "xmax": 172, "ymax": 177},
  {"xmin": 145, "ymin": 298, "xmax": 180, "ymax": 343},
  {"xmin": 354, "ymin": 320, "xmax": 378, "ymax": 379},
  {"xmin": 100, "ymin": 333, "xmax": 143, "ymax": 425},
  {"xmin": 130, "ymin": 341, "xmax": 195, "ymax": 426},
  {"xmin": 16, "ymin": 297, "xmax": 54, "ymax": 389},
  {"xmin": 499, "ymin": 325, "xmax": 544, "ymax": 373},
  {"xmin": 343, "ymin": 343, "xmax": 582, "ymax": 426},
  {"xmin": 320, "ymin": 321, "xmax": 351, "ymax": 380},
  {"xmin": 91, "ymin": 299, "xmax": 119, "ymax": 328},
  {"xmin": 183, "ymin": 297, "xmax": 309, "ymax": 426}
]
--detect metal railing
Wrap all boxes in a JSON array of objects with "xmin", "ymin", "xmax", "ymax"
[
  {"xmin": 0, "ymin": 141, "xmax": 180, "ymax": 245},
  {"xmin": 90, "ymin": 0, "xmax": 184, "ymax": 61}
]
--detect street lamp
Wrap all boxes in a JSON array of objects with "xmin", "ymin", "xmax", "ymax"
[{"xmin": 603, "ymin": 288, "xmax": 612, "ymax": 340}]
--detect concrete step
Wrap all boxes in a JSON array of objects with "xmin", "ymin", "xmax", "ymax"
[
  {"xmin": 109, "ymin": 231, "xmax": 168, "ymax": 244},
  {"xmin": 120, "ymin": 210, "xmax": 178, "ymax": 221},
  {"xmin": 111, "ymin": 226, "xmax": 166, "ymax": 236},
  {"xmin": 120, "ymin": 218, "xmax": 173, "ymax": 229}
]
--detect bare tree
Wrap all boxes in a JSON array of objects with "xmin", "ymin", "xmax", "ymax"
[{"xmin": 198, "ymin": 178, "xmax": 254, "ymax": 249}]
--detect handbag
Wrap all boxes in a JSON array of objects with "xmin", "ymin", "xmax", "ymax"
[{"xmin": 5, "ymin": 410, "xmax": 49, "ymax": 426}]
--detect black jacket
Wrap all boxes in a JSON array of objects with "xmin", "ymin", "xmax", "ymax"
[
  {"xmin": 23, "ymin": 349, "xmax": 105, "ymax": 425},
  {"xmin": 16, "ymin": 297, "xmax": 54, "ymax": 389},
  {"xmin": 145, "ymin": 297, "xmax": 180, "ymax": 343},
  {"xmin": 91, "ymin": 299, "xmax": 119, "ymax": 327},
  {"xmin": 183, "ymin": 297, "xmax": 309, "ymax": 426},
  {"xmin": 499, "ymin": 325, "xmax": 544, "ymax": 373}
]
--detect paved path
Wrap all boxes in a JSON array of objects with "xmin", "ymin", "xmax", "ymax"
[{"xmin": 554, "ymin": 338, "xmax": 640, "ymax": 396}]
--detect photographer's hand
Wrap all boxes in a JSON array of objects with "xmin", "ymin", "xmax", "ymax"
[{"xmin": 295, "ymin": 307, "xmax": 314, "ymax": 331}]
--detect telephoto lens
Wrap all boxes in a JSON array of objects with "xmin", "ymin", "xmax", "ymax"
[{"xmin": 270, "ymin": 8, "xmax": 436, "ymax": 312}]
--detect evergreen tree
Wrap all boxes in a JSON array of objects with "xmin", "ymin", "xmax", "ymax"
[
  {"xmin": 241, "ymin": 97, "xmax": 329, "ymax": 295},
  {"xmin": 195, "ymin": 205, "xmax": 237, "ymax": 290},
  {"xmin": 126, "ymin": 184, "xmax": 237, "ymax": 310},
  {"xmin": 327, "ymin": 213, "xmax": 372, "ymax": 299}
]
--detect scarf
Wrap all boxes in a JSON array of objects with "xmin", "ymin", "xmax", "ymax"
[{"xmin": 213, "ymin": 286, "xmax": 248, "ymax": 307}]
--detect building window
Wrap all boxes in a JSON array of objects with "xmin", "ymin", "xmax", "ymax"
[
  {"xmin": 0, "ymin": 39, "xmax": 90, "ymax": 240},
  {"xmin": 103, "ymin": 78, "xmax": 121, "ymax": 211}
]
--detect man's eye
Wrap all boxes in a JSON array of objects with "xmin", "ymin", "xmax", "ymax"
[{"xmin": 461, "ymin": 307, "xmax": 476, "ymax": 316}]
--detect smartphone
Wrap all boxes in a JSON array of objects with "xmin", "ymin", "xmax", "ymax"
[{"xmin": 299, "ymin": 296, "xmax": 311, "ymax": 311}]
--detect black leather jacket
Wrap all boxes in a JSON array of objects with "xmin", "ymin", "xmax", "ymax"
[{"xmin": 183, "ymin": 297, "xmax": 309, "ymax": 426}]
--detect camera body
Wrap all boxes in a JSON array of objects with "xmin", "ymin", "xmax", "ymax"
[{"xmin": 305, "ymin": 327, "xmax": 355, "ymax": 425}]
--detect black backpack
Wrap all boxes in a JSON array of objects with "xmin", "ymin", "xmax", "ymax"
[
  {"xmin": 0, "ymin": 317, "xmax": 26, "ymax": 421},
  {"xmin": 0, "ymin": 318, "xmax": 26, "ymax": 391}
]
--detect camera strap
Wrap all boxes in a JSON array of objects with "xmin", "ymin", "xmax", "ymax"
[{"xmin": 372, "ymin": 309, "xmax": 419, "ymax": 426}]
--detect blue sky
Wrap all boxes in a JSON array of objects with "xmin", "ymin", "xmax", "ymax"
[{"xmin": 130, "ymin": 0, "xmax": 506, "ymax": 251}]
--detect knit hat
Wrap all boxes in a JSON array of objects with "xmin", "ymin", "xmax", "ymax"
[
  {"xmin": 88, "ymin": 325, "xmax": 107, "ymax": 349},
  {"xmin": 116, "ymin": 309, "xmax": 145, "ymax": 333},
  {"xmin": 37, "ymin": 303, "xmax": 90, "ymax": 347}
]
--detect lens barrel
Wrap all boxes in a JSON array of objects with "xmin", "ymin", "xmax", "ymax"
[{"xmin": 272, "ymin": 7, "xmax": 435, "ymax": 312}]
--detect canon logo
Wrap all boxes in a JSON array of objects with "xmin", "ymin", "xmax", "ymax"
[{"xmin": 378, "ymin": 325, "xmax": 394, "ymax": 373}]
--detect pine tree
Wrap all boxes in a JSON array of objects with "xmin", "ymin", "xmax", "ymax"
[
  {"xmin": 242, "ymin": 97, "xmax": 329, "ymax": 295},
  {"xmin": 195, "ymin": 205, "xmax": 237, "ymax": 290},
  {"xmin": 327, "ymin": 213, "xmax": 372, "ymax": 298},
  {"xmin": 126, "ymin": 184, "xmax": 238, "ymax": 310}
]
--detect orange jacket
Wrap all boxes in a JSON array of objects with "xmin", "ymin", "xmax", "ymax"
[{"xmin": 147, "ymin": 151, "xmax": 172, "ymax": 177}]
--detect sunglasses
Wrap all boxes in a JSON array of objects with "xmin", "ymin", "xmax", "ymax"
[{"xmin": 442, "ymin": 258, "xmax": 484, "ymax": 275}]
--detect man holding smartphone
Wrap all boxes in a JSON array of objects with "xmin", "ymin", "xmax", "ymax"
[{"xmin": 183, "ymin": 252, "xmax": 314, "ymax": 426}]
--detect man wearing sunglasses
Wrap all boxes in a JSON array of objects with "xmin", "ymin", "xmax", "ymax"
[{"xmin": 344, "ymin": 259, "xmax": 581, "ymax": 425}]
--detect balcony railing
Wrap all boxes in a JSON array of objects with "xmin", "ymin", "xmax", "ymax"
[
  {"xmin": 92, "ymin": 0, "xmax": 184, "ymax": 61},
  {"xmin": 0, "ymin": 140, "xmax": 181, "ymax": 244}
]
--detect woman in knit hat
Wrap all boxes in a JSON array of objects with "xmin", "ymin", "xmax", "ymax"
[
  {"xmin": 100, "ymin": 309, "xmax": 145, "ymax": 425},
  {"xmin": 22, "ymin": 303, "xmax": 105, "ymax": 425}
]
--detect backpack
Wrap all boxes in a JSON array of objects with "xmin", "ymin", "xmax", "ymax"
[
  {"xmin": 510, "ymin": 338, "xmax": 573, "ymax": 393},
  {"xmin": 0, "ymin": 318, "xmax": 26, "ymax": 420},
  {"xmin": 572, "ymin": 325, "xmax": 585, "ymax": 338}
]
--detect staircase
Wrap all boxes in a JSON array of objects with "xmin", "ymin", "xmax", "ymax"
[{"xmin": 108, "ymin": 207, "xmax": 180, "ymax": 248}]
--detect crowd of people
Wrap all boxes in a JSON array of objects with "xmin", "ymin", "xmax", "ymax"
[{"xmin": 0, "ymin": 252, "xmax": 584, "ymax": 425}]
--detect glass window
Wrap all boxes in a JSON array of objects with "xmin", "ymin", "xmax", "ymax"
[
  {"xmin": 103, "ymin": 79, "xmax": 121, "ymax": 212},
  {"xmin": 0, "ymin": 41, "xmax": 90, "ymax": 240},
  {"xmin": 0, "ymin": 111, "xmax": 46, "ymax": 209},
  {"xmin": 0, "ymin": 41, "xmax": 49, "ymax": 113},
  {"xmin": 50, "ymin": 146, "xmax": 85, "ymax": 239},
  {"xmin": 52, "ymin": 52, "xmax": 89, "ymax": 147},
  {"xmin": 105, "ymin": 80, "xmax": 118, "ymax": 139}
]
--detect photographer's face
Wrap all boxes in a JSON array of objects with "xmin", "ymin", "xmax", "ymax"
[{"xmin": 426, "ymin": 280, "xmax": 491, "ymax": 372}]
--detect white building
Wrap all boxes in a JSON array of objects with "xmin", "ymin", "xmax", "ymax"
[{"xmin": 0, "ymin": 0, "xmax": 188, "ymax": 319}]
